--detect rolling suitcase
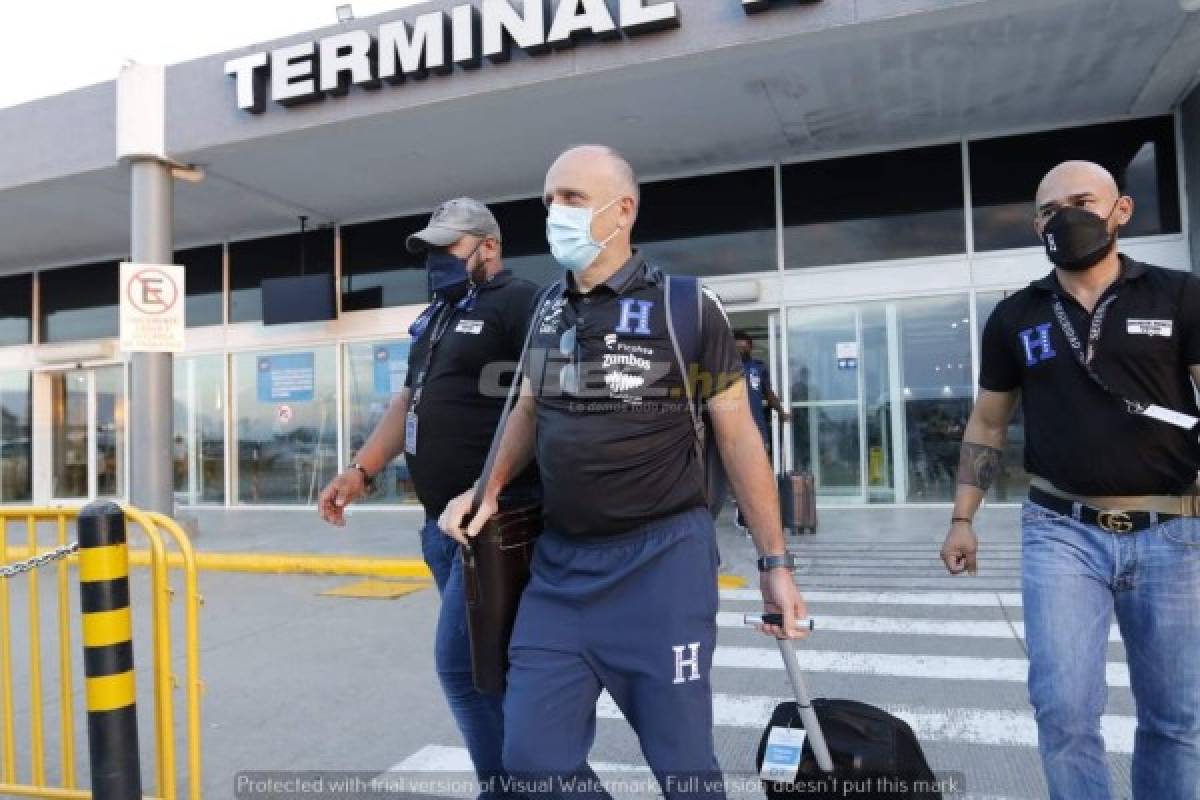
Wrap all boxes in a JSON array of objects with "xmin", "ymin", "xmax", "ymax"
[
  {"xmin": 751, "ymin": 614, "xmax": 941, "ymax": 800},
  {"xmin": 779, "ymin": 472, "xmax": 818, "ymax": 535}
]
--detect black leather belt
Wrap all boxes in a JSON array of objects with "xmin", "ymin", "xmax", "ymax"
[{"xmin": 1028, "ymin": 487, "xmax": 1179, "ymax": 533}]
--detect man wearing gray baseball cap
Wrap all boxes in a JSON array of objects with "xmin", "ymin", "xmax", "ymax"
[{"xmin": 318, "ymin": 197, "xmax": 539, "ymax": 799}]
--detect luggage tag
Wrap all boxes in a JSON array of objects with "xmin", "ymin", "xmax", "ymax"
[{"xmin": 760, "ymin": 725, "xmax": 807, "ymax": 783}]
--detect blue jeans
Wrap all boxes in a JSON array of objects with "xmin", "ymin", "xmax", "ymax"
[
  {"xmin": 419, "ymin": 518, "xmax": 514, "ymax": 799},
  {"xmin": 1021, "ymin": 501, "xmax": 1200, "ymax": 800}
]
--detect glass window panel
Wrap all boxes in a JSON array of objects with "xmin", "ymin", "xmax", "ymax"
[
  {"xmin": 177, "ymin": 245, "xmax": 224, "ymax": 327},
  {"xmin": 895, "ymin": 295, "xmax": 972, "ymax": 503},
  {"xmin": 342, "ymin": 341, "xmax": 419, "ymax": 504},
  {"xmin": 0, "ymin": 371, "xmax": 31, "ymax": 502},
  {"xmin": 636, "ymin": 168, "xmax": 777, "ymax": 277},
  {"xmin": 490, "ymin": 197, "xmax": 558, "ymax": 287},
  {"xmin": 94, "ymin": 365, "xmax": 125, "ymax": 498},
  {"xmin": 975, "ymin": 290, "xmax": 1030, "ymax": 502},
  {"xmin": 340, "ymin": 216, "xmax": 429, "ymax": 311},
  {"xmin": 173, "ymin": 355, "xmax": 227, "ymax": 505},
  {"xmin": 970, "ymin": 116, "xmax": 1181, "ymax": 251},
  {"xmin": 40, "ymin": 261, "xmax": 121, "ymax": 342},
  {"xmin": 234, "ymin": 347, "xmax": 337, "ymax": 505},
  {"xmin": 0, "ymin": 274, "xmax": 32, "ymax": 346},
  {"xmin": 229, "ymin": 229, "xmax": 335, "ymax": 323},
  {"xmin": 783, "ymin": 145, "xmax": 966, "ymax": 268},
  {"xmin": 51, "ymin": 370, "xmax": 89, "ymax": 498}
]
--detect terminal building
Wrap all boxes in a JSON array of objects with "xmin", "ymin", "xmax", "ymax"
[{"xmin": 2, "ymin": 0, "xmax": 1200, "ymax": 511}]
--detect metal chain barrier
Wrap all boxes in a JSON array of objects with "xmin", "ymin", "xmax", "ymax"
[{"xmin": 0, "ymin": 541, "xmax": 79, "ymax": 579}]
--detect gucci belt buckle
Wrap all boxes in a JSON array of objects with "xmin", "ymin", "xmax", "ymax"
[{"xmin": 1097, "ymin": 509, "xmax": 1134, "ymax": 534}]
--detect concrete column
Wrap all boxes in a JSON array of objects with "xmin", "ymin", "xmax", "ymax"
[{"xmin": 128, "ymin": 158, "xmax": 175, "ymax": 516}]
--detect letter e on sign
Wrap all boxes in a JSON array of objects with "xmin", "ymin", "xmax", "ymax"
[{"xmin": 120, "ymin": 262, "xmax": 186, "ymax": 353}]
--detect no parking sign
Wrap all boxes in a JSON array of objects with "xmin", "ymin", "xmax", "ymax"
[{"xmin": 119, "ymin": 262, "xmax": 185, "ymax": 352}]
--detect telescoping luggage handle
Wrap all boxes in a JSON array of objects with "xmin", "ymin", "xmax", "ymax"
[{"xmin": 743, "ymin": 614, "xmax": 835, "ymax": 774}]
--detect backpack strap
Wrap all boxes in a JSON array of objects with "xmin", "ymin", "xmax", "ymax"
[
  {"xmin": 663, "ymin": 273, "xmax": 705, "ymax": 447},
  {"xmin": 470, "ymin": 280, "xmax": 560, "ymax": 513}
]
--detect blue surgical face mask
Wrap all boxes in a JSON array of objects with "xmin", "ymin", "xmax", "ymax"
[{"xmin": 546, "ymin": 199, "xmax": 620, "ymax": 273}]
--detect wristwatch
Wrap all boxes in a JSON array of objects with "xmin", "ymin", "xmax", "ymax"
[
  {"xmin": 349, "ymin": 462, "xmax": 377, "ymax": 493},
  {"xmin": 757, "ymin": 552, "xmax": 799, "ymax": 573}
]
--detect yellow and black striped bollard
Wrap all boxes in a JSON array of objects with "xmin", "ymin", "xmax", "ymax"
[{"xmin": 78, "ymin": 501, "xmax": 142, "ymax": 800}]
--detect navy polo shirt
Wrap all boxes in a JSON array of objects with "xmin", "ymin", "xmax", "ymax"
[
  {"xmin": 526, "ymin": 252, "xmax": 743, "ymax": 537},
  {"xmin": 979, "ymin": 255, "xmax": 1200, "ymax": 496},
  {"xmin": 743, "ymin": 357, "xmax": 772, "ymax": 438}
]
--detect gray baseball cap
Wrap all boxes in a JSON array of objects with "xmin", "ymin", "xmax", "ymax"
[{"xmin": 406, "ymin": 197, "xmax": 502, "ymax": 253}]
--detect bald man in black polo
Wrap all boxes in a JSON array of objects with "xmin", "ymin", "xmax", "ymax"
[
  {"xmin": 941, "ymin": 160, "xmax": 1200, "ymax": 800},
  {"xmin": 442, "ymin": 146, "xmax": 807, "ymax": 800}
]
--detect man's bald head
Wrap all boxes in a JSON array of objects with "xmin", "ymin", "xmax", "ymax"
[
  {"xmin": 1036, "ymin": 161, "xmax": 1119, "ymax": 210},
  {"xmin": 543, "ymin": 145, "xmax": 641, "ymax": 277},
  {"xmin": 1033, "ymin": 160, "xmax": 1133, "ymax": 234},
  {"xmin": 545, "ymin": 145, "xmax": 640, "ymax": 209}
]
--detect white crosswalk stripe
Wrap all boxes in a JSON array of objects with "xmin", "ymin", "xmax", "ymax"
[
  {"xmin": 594, "ymin": 692, "xmax": 1135, "ymax": 754},
  {"xmin": 712, "ymin": 645, "xmax": 1131, "ymax": 686},
  {"xmin": 716, "ymin": 610, "xmax": 1124, "ymax": 641},
  {"xmin": 720, "ymin": 588, "xmax": 1025, "ymax": 607}
]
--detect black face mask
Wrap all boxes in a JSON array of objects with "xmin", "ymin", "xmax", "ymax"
[{"xmin": 1040, "ymin": 202, "xmax": 1119, "ymax": 272}]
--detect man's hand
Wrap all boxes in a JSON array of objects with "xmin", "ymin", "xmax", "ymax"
[
  {"xmin": 940, "ymin": 521, "xmax": 979, "ymax": 575},
  {"xmin": 757, "ymin": 568, "xmax": 808, "ymax": 640},
  {"xmin": 317, "ymin": 469, "xmax": 367, "ymax": 527},
  {"xmin": 439, "ymin": 487, "xmax": 497, "ymax": 545}
]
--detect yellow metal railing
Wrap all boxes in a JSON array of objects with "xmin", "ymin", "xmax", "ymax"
[{"xmin": 0, "ymin": 505, "xmax": 203, "ymax": 800}]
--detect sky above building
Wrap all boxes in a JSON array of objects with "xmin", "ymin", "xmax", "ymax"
[{"xmin": 0, "ymin": 0, "xmax": 428, "ymax": 109}]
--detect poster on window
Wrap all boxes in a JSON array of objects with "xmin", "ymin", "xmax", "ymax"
[
  {"xmin": 836, "ymin": 341, "xmax": 858, "ymax": 370},
  {"xmin": 373, "ymin": 344, "xmax": 409, "ymax": 395},
  {"xmin": 257, "ymin": 353, "xmax": 315, "ymax": 403}
]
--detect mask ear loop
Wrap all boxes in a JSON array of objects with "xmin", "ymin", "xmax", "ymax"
[
  {"xmin": 592, "ymin": 197, "xmax": 624, "ymax": 249},
  {"xmin": 466, "ymin": 236, "xmax": 489, "ymax": 286}
]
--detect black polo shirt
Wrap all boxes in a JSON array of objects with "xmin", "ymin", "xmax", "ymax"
[
  {"xmin": 404, "ymin": 271, "xmax": 540, "ymax": 518},
  {"xmin": 527, "ymin": 251, "xmax": 743, "ymax": 537},
  {"xmin": 979, "ymin": 255, "xmax": 1200, "ymax": 496}
]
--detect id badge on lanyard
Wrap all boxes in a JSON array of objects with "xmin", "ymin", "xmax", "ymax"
[
  {"xmin": 405, "ymin": 409, "xmax": 419, "ymax": 455},
  {"xmin": 405, "ymin": 297, "xmax": 464, "ymax": 456},
  {"xmin": 1052, "ymin": 294, "xmax": 1199, "ymax": 431}
]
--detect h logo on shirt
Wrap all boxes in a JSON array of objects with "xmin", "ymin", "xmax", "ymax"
[
  {"xmin": 672, "ymin": 642, "xmax": 702, "ymax": 684},
  {"xmin": 1018, "ymin": 323, "xmax": 1056, "ymax": 367},
  {"xmin": 615, "ymin": 298, "xmax": 654, "ymax": 336}
]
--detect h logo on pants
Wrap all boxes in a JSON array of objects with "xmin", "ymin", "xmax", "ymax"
[{"xmin": 673, "ymin": 642, "xmax": 701, "ymax": 684}]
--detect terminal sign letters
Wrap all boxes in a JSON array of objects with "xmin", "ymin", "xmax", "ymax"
[{"xmin": 226, "ymin": 0, "xmax": 818, "ymax": 112}]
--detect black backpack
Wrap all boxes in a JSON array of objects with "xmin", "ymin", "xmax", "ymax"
[{"xmin": 663, "ymin": 272, "xmax": 731, "ymax": 518}]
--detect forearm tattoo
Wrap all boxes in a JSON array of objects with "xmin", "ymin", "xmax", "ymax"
[{"xmin": 957, "ymin": 442, "xmax": 1002, "ymax": 490}]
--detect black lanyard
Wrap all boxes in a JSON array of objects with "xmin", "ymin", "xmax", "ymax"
[
  {"xmin": 1051, "ymin": 292, "xmax": 1147, "ymax": 416},
  {"xmin": 411, "ymin": 300, "xmax": 462, "ymax": 409}
]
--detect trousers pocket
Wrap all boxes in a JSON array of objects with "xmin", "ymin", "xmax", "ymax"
[{"xmin": 1162, "ymin": 518, "xmax": 1200, "ymax": 548}]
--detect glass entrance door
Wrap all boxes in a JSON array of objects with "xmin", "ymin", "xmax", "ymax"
[
  {"xmin": 784, "ymin": 294, "xmax": 976, "ymax": 504},
  {"xmin": 49, "ymin": 365, "xmax": 126, "ymax": 501},
  {"xmin": 787, "ymin": 306, "xmax": 866, "ymax": 502}
]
